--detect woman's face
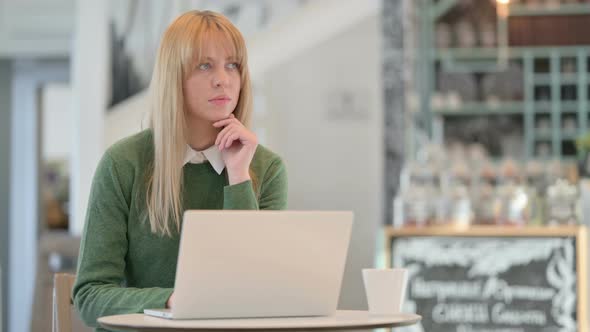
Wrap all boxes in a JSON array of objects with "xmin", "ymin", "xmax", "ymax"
[{"xmin": 184, "ymin": 38, "xmax": 241, "ymax": 124}]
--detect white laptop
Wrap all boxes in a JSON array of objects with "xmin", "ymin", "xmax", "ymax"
[{"xmin": 144, "ymin": 210, "xmax": 353, "ymax": 320}]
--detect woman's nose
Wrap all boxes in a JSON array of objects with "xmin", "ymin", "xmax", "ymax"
[{"xmin": 213, "ymin": 69, "xmax": 229, "ymax": 87}]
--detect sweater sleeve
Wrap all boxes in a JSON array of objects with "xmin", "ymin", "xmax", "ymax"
[
  {"xmin": 223, "ymin": 157, "xmax": 288, "ymax": 210},
  {"xmin": 72, "ymin": 151, "xmax": 173, "ymax": 328}
]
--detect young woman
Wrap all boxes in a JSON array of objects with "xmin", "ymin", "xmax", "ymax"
[{"xmin": 73, "ymin": 10, "xmax": 288, "ymax": 330}]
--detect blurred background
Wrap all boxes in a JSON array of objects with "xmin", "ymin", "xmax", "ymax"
[{"xmin": 2, "ymin": 0, "xmax": 590, "ymax": 331}]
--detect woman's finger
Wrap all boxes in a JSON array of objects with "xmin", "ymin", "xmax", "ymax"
[
  {"xmin": 226, "ymin": 132, "xmax": 240, "ymax": 148},
  {"xmin": 213, "ymin": 115, "xmax": 240, "ymax": 128},
  {"xmin": 212, "ymin": 118, "xmax": 233, "ymax": 128},
  {"xmin": 219, "ymin": 128, "xmax": 238, "ymax": 151},
  {"xmin": 215, "ymin": 123, "xmax": 235, "ymax": 146}
]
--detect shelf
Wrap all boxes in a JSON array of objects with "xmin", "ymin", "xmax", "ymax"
[
  {"xmin": 508, "ymin": 3, "xmax": 590, "ymax": 17},
  {"xmin": 435, "ymin": 101, "xmax": 582, "ymax": 116},
  {"xmin": 433, "ymin": 102, "xmax": 524, "ymax": 116},
  {"xmin": 534, "ymin": 131, "xmax": 553, "ymax": 140},
  {"xmin": 561, "ymin": 101, "xmax": 579, "ymax": 112},
  {"xmin": 530, "ymin": 155, "xmax": 578, "ymax": 162},
  {"xmin": 533, "ymin": 73, "xmax": 579, "ymax": 85},
  {"xmin": 562, "ymin": 132, "xmax": 581, "ymax": 140},
  {"xmin": 435, "ymin": 46, "xmax": 590, "ymax": 60},
  {"xmin": 533, "ymin": 108, "xmax": 552, "ymax": 114},
  {"xmin": 534, "ymin": 131, "xmax": 579, "ymax": 141},
  {"xmin": 533, "ymin": 101, "xmax": 579, "ymax": 113},
  {"xmin": 421, "ymin": 1, "xmax": 590, "ymax": 163}
]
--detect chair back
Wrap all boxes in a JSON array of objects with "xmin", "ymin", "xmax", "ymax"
[{"xmin": 52, "ymin": 273, "xmax": 92, "ymax": 332}]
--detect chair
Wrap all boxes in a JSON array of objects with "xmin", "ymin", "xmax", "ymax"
[{"xmin": 52, "ymin": 273, "xmax": 92, "ymax": 332}]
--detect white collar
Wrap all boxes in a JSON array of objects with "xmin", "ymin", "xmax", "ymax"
[{"xmin": 183, "ymin": 144, "xmax": 225, "ymax": 175}]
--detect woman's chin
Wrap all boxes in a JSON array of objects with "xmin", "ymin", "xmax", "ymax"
[
  {"xmin": 210, "ymin": 110, "xmax": 233, "ymax": 121},
  {"xmin": 186, "ymin": 108, "xmax": 234, "ymax": 123}
]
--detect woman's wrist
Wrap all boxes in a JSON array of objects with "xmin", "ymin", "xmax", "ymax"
[{"xmin": 227, "ymin": 169, "xmax": 250, "ymax": 185}]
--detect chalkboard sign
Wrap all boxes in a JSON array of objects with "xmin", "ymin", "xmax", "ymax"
[{"xmin": 386, "ymin": 226, "xmax": 588, "ymax": 332}]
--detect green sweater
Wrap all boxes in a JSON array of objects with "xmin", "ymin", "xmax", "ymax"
[{"xmin": 72, "ymin": 129, "xmax": 288, "ymax": 331}]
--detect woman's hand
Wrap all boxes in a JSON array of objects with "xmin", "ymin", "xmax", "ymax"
[
  {"xmin": 166, "ymin": 292, "xmax": 174, "ymax": 308},
  {"xmin": 213, "ymin": 114, "xmax": 258, "ymax": 185}
]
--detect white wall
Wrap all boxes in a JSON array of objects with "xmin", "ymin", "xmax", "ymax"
[
  {"xmin": 248, "ymin": 0, "xmax": 380, "ymax": 78},
  {"xmin": 0, "ymin": 59, "xmax": 12, "ymax": 332},
  {"xmin": 105, "ymin": 91, "xmax": 149, "ymax": 148},
  {"xmin": 42, "ymin": 84, "xmax": 72, "ymax": 160},
  {"xmin": 262, "ymin": 15, "xmax": 383, "ymax": 310},
  {"xmin": 70, "ymin": 0, "xmax": 109, "ymax": 236}
]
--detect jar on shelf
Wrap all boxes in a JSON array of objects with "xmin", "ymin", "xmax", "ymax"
[
  {"xmin": 436, "ymin": 23, "xmax": 452, "ymax": 49},
  {"xmin": 396, "ymin": 162, "xmax": 440, "ymax": 226},
  {"xmin": 546, "ymin": 179, "xmax": 579, "ymax": 225},
  {"xmin": 561, "ymin": 57, "xmax": 577, "ymax": 73},
  {"xmin": 449, "ymin": 185, "xmax": 473, "ymax": 226},
  {"xmin": 536, "ymin": 142, "xmax": 551, "ymax": 159},
  {"xmin": 479, "ymin": 21, "xmax": 496, "ymax": 48},
  {"xmin": 402, "ymin": 186, "xmax": 435, "ymax": 227},
  {"xmin": 445, "ymin": 162, "xmax": 473, "ymax": 226},
  {"xmin": 496, "ymin": 159, "xmax": 530, "ymax": 225},
  {"xmin": 535, "ymin": 117, "xmax": 551, "ymax": 132},
  {"xmin": 455, "ymin": 20, "xmax": 476, "ymax": 48},
  {"xmin": 562, "ymin": 116, "xmax": 577, "ymax": 132},
  {"xmin": 497, "ymin": 184, "xmax": 531, "ymax": 225},
  {"xmin": 473, "ymin": 161, "xmax": 500, "ymax": 225},
  {"xmin": 526, "ymin": 160, "xmax": 546, "ymax": 225},
  {"xmin": 545, "ymin": 159, "xmax": 565, "ymax": 187}
]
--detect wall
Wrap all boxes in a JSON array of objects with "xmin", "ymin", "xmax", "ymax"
[
  {"xmin": 105, "ymin": 91, "xmax": 149, "ymax": 148},
  {"xmin": 69, "ymin": 0, "xmax": 109, "ymax": 236},
  {"xmin": 0, "ymin": 59, "xmax": 12, "ymax": 332},
  {"xmin": 262, "ymin": 14, "xmax": 383, "ymax": 309},
  {"xmin": 42, "ymin": 83, "xmax": 72, "ymax": 160}
]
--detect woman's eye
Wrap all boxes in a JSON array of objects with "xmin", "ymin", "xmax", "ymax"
[
  {"xmin": 198, "ymin": 63, "xmax": 211, "ymax": 70},
  {"xmin": 226, "ymin": 63, "xmax": 239, "ymax": 70}
]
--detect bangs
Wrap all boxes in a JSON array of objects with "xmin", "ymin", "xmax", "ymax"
[{"xmin": 182, "ymin": 14, "xmax": 247, "ymax": 76}]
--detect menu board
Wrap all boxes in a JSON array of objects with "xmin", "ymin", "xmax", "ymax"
[{"xmin": 387, "ymin": 227, "xmax": 587, "ymax": 332}]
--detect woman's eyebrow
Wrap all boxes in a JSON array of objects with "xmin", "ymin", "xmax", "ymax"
[{"xmin": 201, "ymin": 56, "xmax": 238, "ymax": 61}]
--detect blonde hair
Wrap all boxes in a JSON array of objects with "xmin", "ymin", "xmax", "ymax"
[{"xmin": 147, "ymin": 10, "xmax": 254, "ymax": 236}]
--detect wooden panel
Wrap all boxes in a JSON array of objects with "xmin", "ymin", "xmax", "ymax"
[
  {"xmin": 385, "ymin": 225, "xmax": 583, "ymax": 237},
  {"xmin": 509, "ymin": 15, "xmax": 590, "ymax": 46}
]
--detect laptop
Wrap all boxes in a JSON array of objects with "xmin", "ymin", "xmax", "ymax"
[{"xmin": 144, "ymin": 210, "xmax": 353, "ymax": 320}]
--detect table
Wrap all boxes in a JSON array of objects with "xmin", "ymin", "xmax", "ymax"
[{"xmin": 98, "ymin": 310, "xmax": 421, "ymax": 331}]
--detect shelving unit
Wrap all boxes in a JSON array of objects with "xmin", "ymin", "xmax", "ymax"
[
  {"xmin": 432, "ymin": 101, "xmax": 524, "ymax": 116},
  {"xmin": 418, "ymin": 0, "xmax": 590, "ymax": 161},
  {"xmin": 508, "ymin": 3, "xmax": 590, "ymax": 16}
]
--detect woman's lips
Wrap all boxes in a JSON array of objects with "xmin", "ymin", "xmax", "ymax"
[{"xmin": 209, "ymin": 97, "xmax": 230, "ymax": 106}]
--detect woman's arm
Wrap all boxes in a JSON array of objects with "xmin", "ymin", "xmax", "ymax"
[
  {"xmin": 72, "ymin": 151, "xmax": 173, "ymax": 327},
  {"xmin": 223, "ymin": 156, "xmax": 288, "ymax": 210},
  {"xmin": 214, "ymin": 115, "xmax": 287, "ymax": 211}
]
